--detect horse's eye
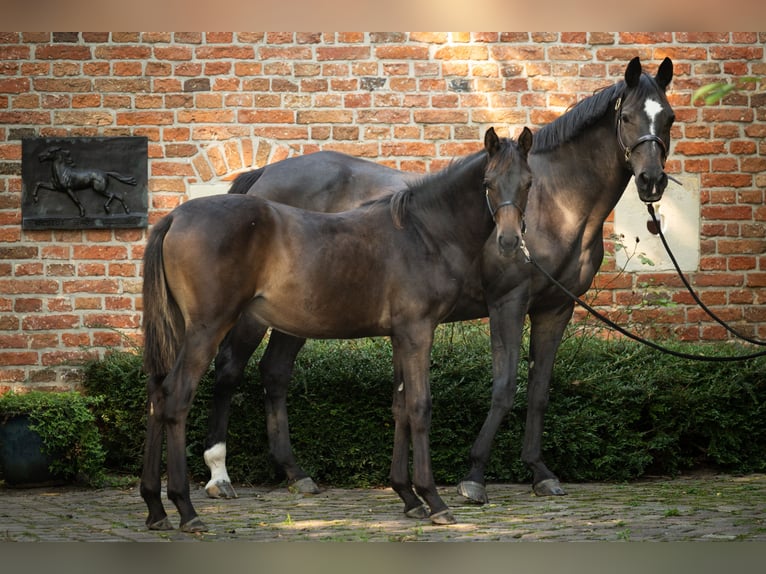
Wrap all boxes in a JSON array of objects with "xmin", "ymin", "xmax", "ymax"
[{"xmin": 621, "ymin": 113, "xmax": 631, "ymax": 124}]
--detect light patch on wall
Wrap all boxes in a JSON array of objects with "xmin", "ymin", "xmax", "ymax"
[
  {"xmin": 188, "ymin": 181, "xmax": 230, "ymax": 200},
  {"xmin": 613, "ymin": 175, "xmax": 700, "ymax": 272}
]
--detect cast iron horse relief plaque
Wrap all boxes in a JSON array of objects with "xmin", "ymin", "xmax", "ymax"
[{"xmin": 22, "ymin": 137, "xmax": 148, "ymax": 229}]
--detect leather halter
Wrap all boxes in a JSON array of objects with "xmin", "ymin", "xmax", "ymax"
[
  {"xmin": 485, "ymin": 188, "xmax": 526, "ymax": 233},
  {"xmin": 614, "ymin": 96, "xmax": 668, "ymax": 166}
]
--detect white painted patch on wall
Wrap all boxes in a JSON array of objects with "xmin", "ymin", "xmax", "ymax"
[
  {"xmin": 188, "ymin": 181, "xmax": 230, "ymax": 200},
  {"xmin": 614, "ymin": 175, "xmax": 700, "ymax": 272}
]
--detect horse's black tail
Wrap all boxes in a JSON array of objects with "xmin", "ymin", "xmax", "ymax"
[
  {"xmin": 227, "ymin": 168, "xmax": 264, "ymax": 194},
  {"xmin": 106, "ymin": 172, "xmax": 138, "ymax": 186},
  {"xmin": 142, "ymin": 214, "xmax": 185, "ymax": 376}
]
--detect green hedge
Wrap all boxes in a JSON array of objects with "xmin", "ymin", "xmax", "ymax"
[{"xmin": 83, "ymin": 323, "xmax": 766, "ymax": 486}]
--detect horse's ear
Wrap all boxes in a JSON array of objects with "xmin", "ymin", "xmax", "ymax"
[
  {"xmin": 625, "ymin": 56, "xmax": 642, "ymax": 88},
  {"xmin": 484, "ymin": 127, "xmax": 500, "ymax": 156},
  {"xmin": 655, "ymin": 57, "xmax": 673, "ymax": 91},
  {"xmin": 517, "ymin": 127, "xmax": 533, "ymax": 158}
]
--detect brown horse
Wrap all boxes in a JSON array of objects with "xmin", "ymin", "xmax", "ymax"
[
  {"xmin": 140, "ymin": 127, "xmax": 533, "ymax": 531},
  {"xmin": 203, "ymin": 57, "xmax": 675, "ymax": 505}
]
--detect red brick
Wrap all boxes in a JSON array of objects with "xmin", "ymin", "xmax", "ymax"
[
  {"xmin": 702, "ymin": 174, "xmax": 753, "ymax": 188},
  {"xmin": 195, "ymin": 46, "xmax": 255, "ymax": 60},
  {"xmin": 72, "ymin": 245, "xmax": 127, "ymax": 260},
  {"xmin": 116, "ymin": 111, "xmax": 174, "ymax": 126},
  {"xmin": 22, "ymin": 314, "xmax": 79, "ymax": 330},
  {"xmin": 94, "ymin": 45, "xmax": 152, "ymax": 60},
  {"xmin": 316, "ymin": 46, "xmax": 371, "ymax": 61},
  {"xmin": 41, "ymin": 349, "xmax": 97, "ymax": 366},
  {"xmin": 83, "ymin": 313, "xmax": 139, "ymax": 329},
  {"xmin": 62, "ymin": 279, "xmax": 120, "ymax": 294},
  {"xmin": 0, "ymin": 351, "xmax": 38, "ymax": 365}
]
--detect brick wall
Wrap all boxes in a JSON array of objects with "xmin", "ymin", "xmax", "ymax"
[{"xmin": 1, "ymin": 32, "xmax": 764, "ymax": 390}]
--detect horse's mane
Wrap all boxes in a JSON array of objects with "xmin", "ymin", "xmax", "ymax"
[
  {"xmin": 389, "ymin": 151, "xmax": 486, "ymax": 230},
  {"xmin": 531, "ymin": 81, "xmax": 625, "ymax": 154}
]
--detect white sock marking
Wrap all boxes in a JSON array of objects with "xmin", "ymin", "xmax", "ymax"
[{"xmin": 204, "ymin": 442, "xmax": 231, "ymax": 486}]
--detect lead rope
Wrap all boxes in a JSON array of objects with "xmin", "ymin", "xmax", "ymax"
[
  {"xmin": 519, "ymin": 240, "xmax": 766, "ymax": 362},
  {"xmin": 647, "ymin": 202, "xmax": 766, "ymax": 347}
]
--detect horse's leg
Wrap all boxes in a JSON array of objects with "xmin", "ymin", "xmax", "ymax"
[
  {"xmin": 64, "ymin": 187, "xmax": 85, "ymax": 217},
  {"xmin": 160, "ymin": 328, "xmax": 225, "ymax": 532},
  {"xmin": 205, "ymin": 316, "xmax": 268, "ymax": 499},
  {"xmin": 389, "ymin": 355, "xmax": 427, "ymax": 519},
  {"xmin": 140, "ymin": 373, "xmax": 173, "ymax": 530},
  {"xmin": 457, "ymin": 288, "xmax": 527, "ymax": 504},
  {"xmin": 32, "ymin": 182, "xmax": 54, "ymax": 203},
  {"xmin": 259, "ymin": 331, "xmax": 320, "ymax": 494},
  {"xmin": 522, "ymin": 302, "xmax": 575, "ymax": 496},
  {"xmin": 392, "ymin": 326, "xmax": 455, "ymax": 525},
  {"xmin": 115, "ymin": 194, "xmax": 130, "ymax": 214}
]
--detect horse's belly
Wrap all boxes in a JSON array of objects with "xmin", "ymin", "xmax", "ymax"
[{"xmin": 246, "ymin": 294, "xmax": 390, "ymax": 340}]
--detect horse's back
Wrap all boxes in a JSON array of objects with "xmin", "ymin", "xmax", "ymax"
[{"xmin": 235, "ymin": 150, "xmax": 413, "ymax": 212}]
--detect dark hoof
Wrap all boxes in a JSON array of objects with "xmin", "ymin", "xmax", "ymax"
[
  {"xmin": 180, "ymin": 517, "xmax": 208, "ymax": 533},
  {"xmin": 288, "ymin": 477, "xmax": 320, "ymax": 495},
  {"xmin": 147, "ymin": 516, "xmax": 174, "ymax": 531},
  {"xmin": 205, "ymin": 479, "xmax": 238, "ymax": 499},
  {"xmin": 430, "ymin": 509, "xmax": 457, "ymax": 525},
  {"xmin": 456, "ymin": 480, "xmax": 489, "ymax": 504},
  {"xmin": 405, "ymin": 504, "xmax": 429, "ymax": 519},
  {"xmin": 533, "ymin": 478, "xmax": 567, "ymax": 496}
]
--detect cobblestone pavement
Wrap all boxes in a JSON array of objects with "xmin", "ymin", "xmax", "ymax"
[{"xmin": 1, "ymin": 472, "xmax": 765, "ymax": 542}]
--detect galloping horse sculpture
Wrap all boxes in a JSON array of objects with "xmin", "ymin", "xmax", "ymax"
[
  {"xmin": 140, "ymin": 127, "xmax": 533, "ymax": 531},
  {"xmin": 33, "ymin": 146, "xmax": 137, "ymax": 216},
  {"xmin": 202, "ymin": 57, "xmax": 675, "ymax": 505}
]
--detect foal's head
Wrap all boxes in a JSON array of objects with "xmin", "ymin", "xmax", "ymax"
[{"xmin": 484, "ymin": 126, "xmax": 533, "ymax": 256}]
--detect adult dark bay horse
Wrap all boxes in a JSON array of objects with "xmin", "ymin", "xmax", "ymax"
[
  {"xmin": 202, "ymin": 57, "xmax": 675, "ymax": 505},
  {"xmin": 140, "ymin": 127, "xmax": 533, "ymax": 531}
]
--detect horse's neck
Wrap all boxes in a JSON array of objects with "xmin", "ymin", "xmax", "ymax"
[
  {"xmin": 531, "ymin": 125, "xmax": 630, "ymax": 247},
  {"xmin": 51, "ymin": 158, "xmax": 68, "ymax": 184},
  {"xmin": 409, "ymin": 162, "xmax": 491, "ymax": 262}
]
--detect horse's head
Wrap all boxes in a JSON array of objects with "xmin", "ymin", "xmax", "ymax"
[
  {"xmin": 38, "ymin": 146, "xmax": 63, "ymax": 163},
  {"xmin": 484, "ymin": 126, "xmax": 533, "ymax": 256},
  {"xmin": 616, "ymin": 56, "xmax": 675, "ymax": 203}
]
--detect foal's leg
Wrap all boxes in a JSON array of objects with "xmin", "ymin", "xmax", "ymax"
[
  {"xmin": 392, "ymin": 327, "xmax": 454, "ymax": 525},
  {"xmin": 259, "ymin": 331, "xmax": 319, "ymax": 494},
  {"xmin": 458, "ymin": 288, "xmax": 527, "ymax": 504},
  {"xmin": 205, "ymin": 316, "xmax": 268, "ymax": 499},
  {"xmin": 162, "ymin": 329, "xmax": 226, "ymax": 532},
  {"xmin": 389, "ymin": 356, "xmax": 428, "ymax": 519},
  {"xmin": 141, "ymin": 374, "xmax": 173, "ymax": 530},
  {"xmin": 522, "ymin": 302, "xmax": 574, "ymax": 496}
]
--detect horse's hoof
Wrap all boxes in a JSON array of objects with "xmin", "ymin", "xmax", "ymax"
[
  {"xmin": 288, "ymin": 477, "xmax": 320, "ymax": 495},
  {"xmin": 205, "ymin": 479, "xmax": 238, "ymax": 499},
  {"xmin": 533, "ymin": 478, "xmax": 567, "ymax": 496},
  {"xmin": 405, "ymin": 504, "xmax": 429, "ymax": 519},
  {"xmin": 180, "ymin": 517, "xmax": 209, "ymax": 533},
  {"xmin": 147, "ymin": 516, "xmax": 175, "ymax": 531},
  {"xmin": 456, "ymin": 480, "xmax": 489, "ymax": 505},
  {"xmin": 430, "ymin": 509, "xmax": 457, "ymax": 525}
]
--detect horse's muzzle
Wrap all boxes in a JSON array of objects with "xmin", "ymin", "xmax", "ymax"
[
  {"xmin": 497, "ymin": 231, "xmax": 522, "ymax": 257},
  {"xmin": 637, "ymin": 170, "xmax": 668, "ymax": 204}
]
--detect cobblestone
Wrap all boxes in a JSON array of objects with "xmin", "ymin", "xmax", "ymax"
[{"xmin": 1, "ymin": 472, "xmax": 764, "ymax": 542}]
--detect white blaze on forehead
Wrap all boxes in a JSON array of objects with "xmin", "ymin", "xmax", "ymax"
[{"xmin": 644, "ymin": 98, "xmax": 664, "ymax": 135}]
